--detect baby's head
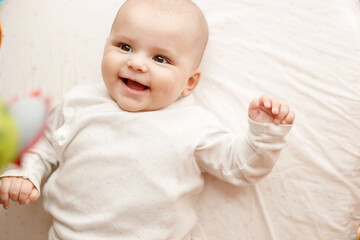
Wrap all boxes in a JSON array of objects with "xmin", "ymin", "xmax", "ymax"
[{"xmin": 101, "ymin": 0, "xmax": 208, "ymax": 112}]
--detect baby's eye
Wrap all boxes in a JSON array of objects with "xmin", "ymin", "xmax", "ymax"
[
  {"xmin": 153, "ymin": 55, "xmax": 169, "ymax": 64},
  {"xmin": 118, "ymin": 43, "xmax": 133, "ymax": 53}
]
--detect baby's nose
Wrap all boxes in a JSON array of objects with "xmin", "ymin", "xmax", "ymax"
[{"xmin": 127, "ymin": 55, "xmax": 148, "ymax": 73}]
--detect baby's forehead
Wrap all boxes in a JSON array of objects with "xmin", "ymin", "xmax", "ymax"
[
  {"xmin": 117, "ymin": 0, "xmax": 207, "ymax": 35},
  {"xmin": 115, "ymin": 2, "xmax": 202, "ymax": 37}
]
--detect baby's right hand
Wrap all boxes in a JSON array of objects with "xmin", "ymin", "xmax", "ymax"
[{"xmin": 0, "ymin": 177, "xmax": 39, "ymax": 209}]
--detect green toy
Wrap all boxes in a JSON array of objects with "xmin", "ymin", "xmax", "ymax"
[{"xmin": 0, "ymin": 99, "xmax": 18, "ymax": 167}]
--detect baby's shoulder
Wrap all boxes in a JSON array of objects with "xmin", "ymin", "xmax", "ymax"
[
  {"xmin": 63, "ymin": 83, "xmax": 111, "ymax": 107},
  {"xmin": 50, "ymin": 83, "xmax": 115, "ymax": 119}
]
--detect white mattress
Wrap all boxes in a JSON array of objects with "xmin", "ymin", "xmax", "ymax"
[{"xmin": 0, "ymin": 0, "xmax": 359, "ymax": 239}]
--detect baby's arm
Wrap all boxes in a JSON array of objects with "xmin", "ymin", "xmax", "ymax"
[
  {"xmin": 0, "ymin": 177, "xmax": 39, "ymax": 209},
  {"xmin": 248, "ymin": 95, "xmax": 295, "ymax": 125},
  {"xmin": 196, "ymin": 95, "xmax": 294, "ymax": 186}
]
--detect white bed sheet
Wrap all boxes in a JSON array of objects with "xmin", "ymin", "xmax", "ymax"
[{"xmin": 0, "ymin": 0, "xmax": 359, "ymax": 239}]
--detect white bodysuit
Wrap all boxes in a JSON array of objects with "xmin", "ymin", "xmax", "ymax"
[{"xmin": 2, "ymin": 83, "xmax": 292, "ymax": 240}]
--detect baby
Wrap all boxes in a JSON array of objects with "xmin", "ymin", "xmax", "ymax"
[{"xmin": 0, "ymin": 0, "xmax": 295, "ymax": 239}]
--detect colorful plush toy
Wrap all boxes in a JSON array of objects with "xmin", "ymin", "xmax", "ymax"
[{"xmin": 0, "ymin": 93, "xmax": 49, "ymax": 171}]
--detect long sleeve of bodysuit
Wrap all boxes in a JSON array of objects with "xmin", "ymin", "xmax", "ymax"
[{"xmin": 195, "ymin": 114, "xmax": 292, "ymax": 187}]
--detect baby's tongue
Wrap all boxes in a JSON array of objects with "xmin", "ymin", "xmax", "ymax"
[{"xmin": 127, "ymin": 79, "xmax": 147, "ymax": 91}]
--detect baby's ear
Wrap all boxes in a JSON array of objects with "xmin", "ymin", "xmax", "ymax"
[{"xmin": 182, "ymin": 69, "xmax": 201, "ymax": 96}]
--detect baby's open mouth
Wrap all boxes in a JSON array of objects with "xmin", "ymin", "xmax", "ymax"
[{"xmin": 122, "ymin": 78, "xmax": 149, "ymax": 91}]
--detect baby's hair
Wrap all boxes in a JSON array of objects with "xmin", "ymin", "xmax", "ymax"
[{"xmin": 111, "ymin": 0, "xmax": 209, "ymax": 67}]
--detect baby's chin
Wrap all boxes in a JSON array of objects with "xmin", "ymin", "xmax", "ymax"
[
  {"xmin": 115, "ymin": 100, "xmax": 164, "ymax": 113},
  {"xmin": 115, "ymin": 101, "xmax": 143, "ymax": 112},
  {"xmin": 111, "ymin": 92, "xmax": 183, "ymax": 112}
]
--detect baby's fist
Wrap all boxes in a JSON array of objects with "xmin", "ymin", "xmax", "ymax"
[
  {"xmin": 0, "ymin": 177, "xmax": 39, "ymax": 209},
  {"xmin": 248, "ymin": 95, "xmax": 295, "ymax": 125}
]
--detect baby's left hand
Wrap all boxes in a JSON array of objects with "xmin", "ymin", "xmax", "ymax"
[{"xmin": 248, "ymin": 95, "xmax": 295, "ymax": 125}]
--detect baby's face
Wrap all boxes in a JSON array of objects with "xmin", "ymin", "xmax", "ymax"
[{"xmin": 101, "ymin": 2, "xmax": 202, "ymax": 112}]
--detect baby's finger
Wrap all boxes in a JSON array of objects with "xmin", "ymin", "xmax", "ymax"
[
  {"xmin": 259, "ymin": 95, "xmax": 271, "ymax": 108},
  {"xmin": 276, "ymin": 104, "xmax": 289, "ymax": 121},
  {"xmin": 0, "ymin": 178, "xmax": 11, "ymax": 209},
  {"xmin": 9, "ymin": 178, "xmax": 22, "ymax": 202},
  {"xmin": 282, "ymin": 111, "xmax": 295, "ymax": 124},
  {"xmin": 18, "ymin": 180, "xmax": 35, "ymax": 205},
  {"xmin": 271, "ymin": 98, "xmax": 280, "ymax": 115},
  {"xmin": 27, "ymin": 188, "xmax": 40, "ymax": 204}
]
